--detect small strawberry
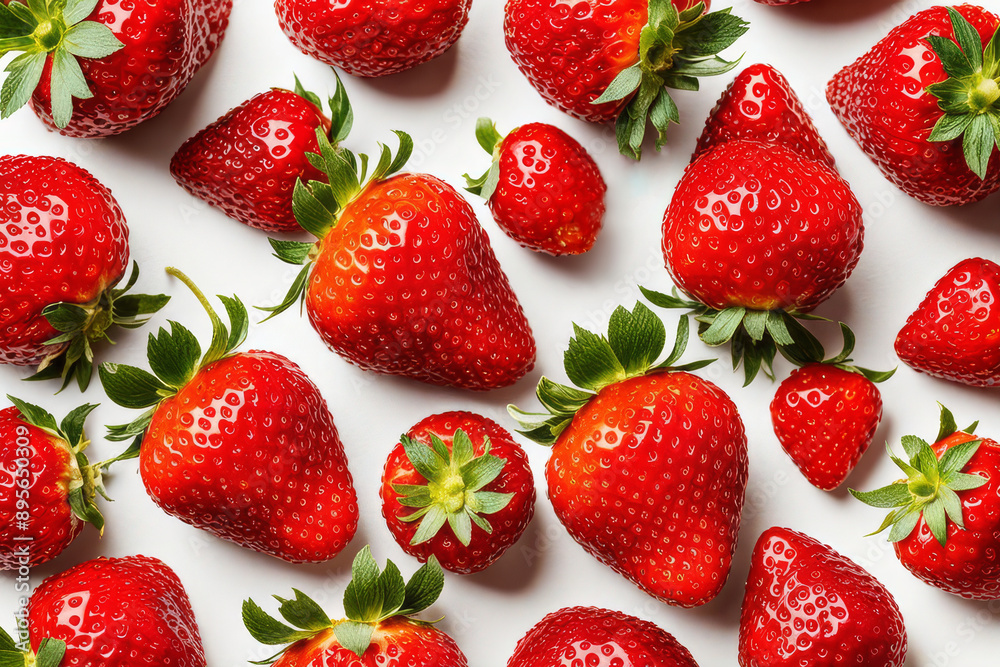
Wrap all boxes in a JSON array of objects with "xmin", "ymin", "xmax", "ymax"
[
  {"xmin": 852, "ymin": 405, "xmax": 1000, "ymax": 599},
  {"xmin": 739, "ymin": 527, "xmax": 907, "ymax": 667},
  {"xmin": 894, "ymin": 257, "xmax": 1000, "ymax": 387},
  {"xmin": 99, "ymin": 268, "xmax": 358, "ymax": 563},
  {"xmin": 463, "ymin": 118, "xmax": 606, "ymax": 255},
  {"xmin": 260, "ymin": 131, "xmax": 536, "ymax": 391},
  {"xmin": 0, "ymin": 155, "xmax": 168, "ymax": 390},
  {"xmin": 243, "ymin": 547, "xmax": 468, "ymax": 666},
  {"xmin": 504, "ymin": 0, "xmax": 748, "ymax": 159},
  {"xmin": 510, "ymin": 303, "xmax": 747, "ymax": 607},
  {"xmin": 274, "ymin": 0, "xmax": 472, "ymax": 78},
  {"xmin": 827, "ymin": 6, "xmax": 1000, "ymax": 206},
  {"xmin": 507, "ymin": 606, "xmax": 699, "ymax": 667},
  {"xmin": 380, "ymin": 411, "xmax": 536, "ymax": 574},
  {"xmin": 0, "ymin": 0, "xmax": 232, "ymax": 136}
]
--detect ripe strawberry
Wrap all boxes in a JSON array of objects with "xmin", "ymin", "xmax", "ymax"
[
  {"xmin": 274, "ymin": 0, "xmax": 472, "ymax": 78},
  {"xmin": 261, "ymin": 131, "xmax": 536, "ymax": 390},
  {"xmin": 0, "ymin": 0, "xmax": 232, "ymax": 136},
  {"xmin": 894, "ymin": 257, "xmax": 1000, "ymax": 387},
  {"xmin": 510, "ymin": 303, "xmax": 747, "ymax": 607},
  {"xmin": 739, "ymin": 527, "xmax": 907, "ymax": 667},
  {"xmin": 0, "ymin": 155, "xmax": 168, "ymax": 390},
  {"xmin": 827, "ymin": 6, "xmax": 1000, "ymax": 206},
  {"xmin": 507, "ymin": 606, "xmax": 699, "ymax": 667},
  {"xmin": 99, "ymin": 269, "xmax": 358, "ymax": 563},
  {"xmin": 504, "ymin": 0, "xmax": 748, "ymax": 159},
  {"xmin": 380, "ymin": 411, "xmax": 536, "ymax": 574},
  {"xmin": 244, "ymin": 547, "xmax": 469, "ymax": 666},
  {"xmin": 463, "ymin": 118, "xmax": 606, "ymax": 255},
  {"xmin": 852, "ymin": 405, "xmax": 1000, "ymax": 599}
]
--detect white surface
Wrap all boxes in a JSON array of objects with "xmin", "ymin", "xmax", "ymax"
[{"xmin": 3, "ymin": 0, "xmax": 1000, "ymax": 665}]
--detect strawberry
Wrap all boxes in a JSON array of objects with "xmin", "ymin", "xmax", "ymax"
[
  {"xmin": 510, "ymin": 303, "xmax": 747, "ymax": 607},
  {"xmin": 261, "ymin": 131, "xmax": 536, "ymax": 391},
  {"xmin": 170, "ymin": 74, "xmax": 354, "ymax": 234},
  {"xmin": 0, "ymin": 554, "xmax": 205, "ymax": 666},
  {"xmin": 274, "ymin": 0, "xmax": 472, "ymax": 78},
  {"xmin": 244, "ymin": 547, "xmax": 468, "ymax": 666},
  {"xmin": 852, "ymin": 405, "xmax": 1000, "ymax": 599},
  {"xmin": 98, "ymin": 269, "xmax": 358, "ymax": 563},
  {"xmin": 463, "ymin": 118, "xmax": 606, "ymax": 255},
  {"xmin": 503, "ymin": 0, "xmax": 748, "ymax": 159},
  {"xmin": 739, "ymin": 527, "xmax": 907, "ymax": 667},
  {"xmin": 0, "ymin": 155, "xmax": 168, "ymax": 390},
  {"xmin": 0, "ymin": 0, "xmax": 232, "ymax": 136},
  {"xmin": 507, "ymin": 606, "xmax": 699, "ymax": 667},
  {"xmin": 894, "ymin": 257, "xmax": 1000, "ymax": 387},
  {"xmin": 827, "ymin": 6, "xmax": 1000, "ymax": 206},
  {"xmin": 380, "ymin": 411, "xmax": 536, "ymax": 574}
]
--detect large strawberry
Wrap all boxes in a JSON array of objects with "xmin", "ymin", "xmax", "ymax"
[
  {"xmin": 510, "ymin": 303, "xmax": 747, "ymax": 607},
  {"xmin": 99, "ymin": 269, "xmax": 358, "ymax": 563},
  {"xmin": 827, "ymin": 5, "xmax": 1000, "ymax": 206},
  {"xmin": 0, "ymin": 0, "xmax": 232, "ymax": 136},
  {"xmin": 504, "ymin": 0, "xmax": 748, "ymax": 159},
  {"xmin": 852, "ymin": 405, "xmax": 1000, "ymax": 599},
  {"xmin": 0, "ymin": 155, "xmax": 168, "ymax": 390},
  {"xmin": 274, "ymin": 0, "xmax": 472, "ymax": 78},
  {"xmin": 380, "ymin": 411, "xmax": 536, "ymax": 574},
  {"xmin": 739, "ymin": 527, "xmax": 907, "ymax": 667},
  {"xmin": 261, "ymin": 131, "xmax": 536, "ymax": 391},
  {"xmin": 894, "ymin": 257, "xmax": 1000, "ymax": 387},
  {"xmin": 507, "ymin": 606, "xmax": 699, "ymax": 667},
  {"xmin": 244, "ymin": 547, "xmax": 469, "ymax": 666}
]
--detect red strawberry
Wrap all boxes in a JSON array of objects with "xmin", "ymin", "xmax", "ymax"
[
  {"xmin": 852, "ymin": 405, "xmax": 1000, "ymax": 599},
  {"xmin": 0, "ymin": 0, "xmax": 232, "ymax": 136},
  {"xmin": 463, "ymin": 118, "xmax": 606, "ymax": 255},
  {"xmin": 244, "ymin": 547, "xmax": 469, "ymax": 666},
  {"xmin": 510, "ymin": 303, "xmax": 748, "ymax": 607},
  {"xmin": 739, "ymin": 527, "xmax": 907, "ymax": 667},
  {"xmin": 827, "ymin": 6, "xmax": 1000, "ymax": 206},
  {"xmin": 504, "ymin": 0, "xmax": 747, "ymax": 158},
  {"xmin": 274, "ymin": 0, "xmax": 472, "ymax": 78},
  {"xmin": 693, "ymin": 63, "xmax": 836, "ymax": 167},
  {"xmin": 99, "ymin": 269, "xmax": 358, "ymax": 563},
  {"xmin": 894, "ymin": 257, "xmax": 1000, "ymax": 387},
  {"xmin": 507, "ymin": 606, "xmax": 699, "ymax": 667},
  {"xmin": 0, "ymin": 155, "xmax": 168, "ymax": 390},
  {"xmin": 380, "ymin": 411, "xmax": 536, "ymax": 574},
  {"xmin": 261, "ymin": 131, "xmax": 536, "ymax": 391}
]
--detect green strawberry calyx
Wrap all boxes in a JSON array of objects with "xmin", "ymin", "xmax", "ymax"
[
  {"xmin": 783, "ymin": 322, "xmax": 896, "ymax": 384},
  {"xmin": 592, "ymin": 0, "xmax": 749, "ymax": 160},
  {"xmin": 393, "ymin": 429, "xmax": 514, "ymax": 547},
  {"xmin": 0, "ymin": 624, "xmax": 66, "ymax": 667},
  {"xmin": 925, "ymin": 7, "xmax": 1000, "ymax": 179},
  {"xmin": 462, "ymin": 117, "xmax": 506, "ymax": 201},
  {"xmin": 850, "ymin": 404, "xmax": 990, "ymax": 547},
  {"xmin": 509, "ymin": 302, "xmax": 713, "ymax": 446},
  {"xmin": 290, "ymin": 69, "xmax": 354, "ymax": 148},
  {"xmin": 0, "ymin": 0, "xmax": 125, "ymax": 128},
  {"xmin": 243, "ymin": 547, "xmax": 446, "ymax": 662}
]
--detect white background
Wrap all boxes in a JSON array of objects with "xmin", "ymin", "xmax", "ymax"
[{"xmin": 3, "ymin": 0, "xmax": 1000, "ymax": 665}]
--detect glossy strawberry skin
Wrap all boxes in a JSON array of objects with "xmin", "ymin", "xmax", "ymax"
[
  {"xmin": 895, "ymin": 258, "xmax": 1000, "ymax": 387},
  {"xmin": 549, "ymin": 371, "xmax": 748, "ymax": 607},
  {"xmin": 28, "ymin": 555, "xmax": 205, "ymax": 667},
  {"xmin": 306, "ymin": 173, "xmax": 536, "ymax": 390},
  {"xmin": 380, "ymin": 412, "xmax": 536, "ymax": 574},
  {"xmin": 170, "ymin": 89, "xmax": 331, "ymax": 233},
  {"xmin": 0, "ymin": 155, "xmax": 128, "ymax": 366},
  {"xmin": 141, "ymin": 350, "xmax": 358, "ymax": 563},
  {"xmin": 507, "ymin": 606, "xmax": 699, "ymax": 667},
  {"xmin": 827, "ymin": 5, "xmax": 1000, "ymax": 206},
  {"xmin": 274, "ymin": 0, "xmax": 471, "ymax": 78},
  {"xmin": 663, "ymin": 140, "xmax": 863, "ymax": 313},
  {"xmin": 739, "ymin": 527, "xmax": 907, "ymax": 667},
  {"xmin": 770, "ymin": 365, "xmax": 883, "ymax": 491}
]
